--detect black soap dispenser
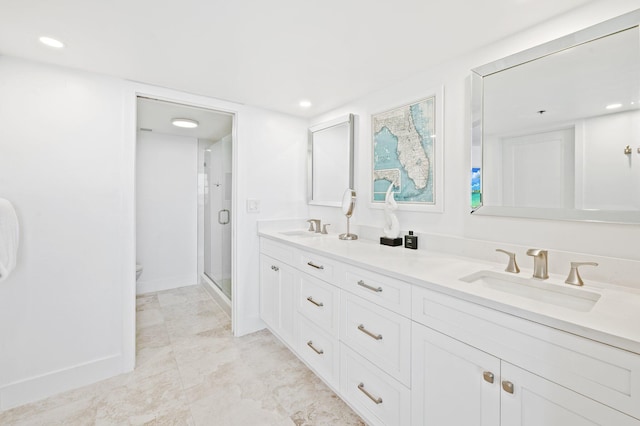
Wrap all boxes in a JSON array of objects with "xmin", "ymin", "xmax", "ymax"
[{"xmin": 404, "ymin": 231, "xmax": 418, "ymax": 250}]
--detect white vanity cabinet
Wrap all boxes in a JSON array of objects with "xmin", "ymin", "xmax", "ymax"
[
  {"xmin": 412, "ymin": 322, "xmax": 640, "ymax": 426},
  {"xmin": 412, "ymin": 285, "xmax": 640, "ymax": 425},
  {"xmin": 258, "ymin": 234, "xmax": 640, "ymax": 426}
]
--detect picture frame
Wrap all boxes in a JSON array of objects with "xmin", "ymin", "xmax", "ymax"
[{"xmin": 371, "ymin": 86, "xmax": 444, "ymax": 212}]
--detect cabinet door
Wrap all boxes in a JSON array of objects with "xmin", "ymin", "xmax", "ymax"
[
  {"xmin": 411, "ymin": 323, "xmax": 500, "ymax": 426},
  {"xmin": 259, "ymin": 254, "xmax": 279, "ymax": 330},
  {"xmin": 501, "ymin": 362, "xmax": 640, "ymax": 426},
  {"xmin": 259, "ymin": 254, "xmax": 296, "ymax": 347}
]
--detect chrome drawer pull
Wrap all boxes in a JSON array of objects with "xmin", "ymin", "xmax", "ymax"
[
  {"xmin": 307, "ymin": 261, "xmax": 324, "ymax": 270},
  {"xmin": 483, "ymin": 371, "xmax": 494, "ymax": 384},
  {"xmin": 358, "ymin": 324, "xmax": 383, "ymax": 340},
  {"xmin": 357, "ymin": 280, "xmax": 382, "ymax": 293},
  {"xmin": 271, "ymin": 265, "xmax": 279, "ymax": 271},
  {"xmin": 306, "ymin": 340, "xmax": 324, "ymax": 355},
  {"xmin": 358, "ymin": 382, "xmax": 383, "ymax": 404},
  {"xmin": 502, "ymin": 380, "xmax": 514, "ymax": 394},
  {"xmin": 306, "ymin": 296, "xmax": 324, "ymax": 307}
]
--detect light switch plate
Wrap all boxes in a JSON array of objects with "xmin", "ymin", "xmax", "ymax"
[{"xmin": 246, "ymin": 199, "xmax": 260, "ymax": 213}]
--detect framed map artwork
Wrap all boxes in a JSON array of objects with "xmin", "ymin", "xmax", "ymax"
[{"xmin": 372, "ymin": 88, "xmax": 444, "ymax": 211}]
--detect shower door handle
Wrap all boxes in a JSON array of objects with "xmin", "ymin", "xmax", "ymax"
[{"xmin": 218, "ymin": 209, "xmax": 230, "ymax": 225}]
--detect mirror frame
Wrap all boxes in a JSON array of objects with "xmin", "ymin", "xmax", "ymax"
[
  {"xmin": 471, "ymin": 9, "xmax": 640, "ymax": 224},
  {"xmin": 308, "ymin": 113, "xmax": 355, "ymax": 207}
]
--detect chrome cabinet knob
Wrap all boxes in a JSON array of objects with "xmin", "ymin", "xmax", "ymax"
[
  {"xmin": 483, "ymin": 371, "xmax": 495, "ymax": 384},
  {"xmin": 502, "ymin": 380, "xmax": 514, "ymax": 394}
]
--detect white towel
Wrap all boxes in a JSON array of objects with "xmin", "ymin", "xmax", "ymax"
[{"xmin": 0, "ymin": 198, "xmax": 19, "ymax": 282}]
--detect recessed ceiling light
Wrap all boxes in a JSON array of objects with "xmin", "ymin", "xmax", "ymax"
[
  {"xmin": 606, "ymin": 103, "xmax": 622, "ymax": 110},
  {"xmin": 171, "ymin": 118, "xmax": 199, "ymax": 128},
  {"xmin": 299, "ymin": 100, "xmax": 312, "ymax": 108},
  {"xmin": 39, "ymin": 36, "xmax": 65, "ymax": 48}
]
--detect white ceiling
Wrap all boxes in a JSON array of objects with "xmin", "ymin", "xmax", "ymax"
[{"xmin": 0, "ymin": 0, "xmax": 597, "ymax": 117}]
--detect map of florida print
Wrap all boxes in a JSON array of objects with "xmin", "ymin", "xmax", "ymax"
[{"xmin": 373, "ymin": 97, "xmax": 435, "ymax": 203}]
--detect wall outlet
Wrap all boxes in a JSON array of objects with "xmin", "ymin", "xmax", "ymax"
[{"xmin": 246, "ymin": 199, "xmax": 260, "ymax": 213}]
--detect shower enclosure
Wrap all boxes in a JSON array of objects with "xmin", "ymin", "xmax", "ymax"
[{"xmin": 198, "ymin": 135, "xmax": 232, "ymax": 300}]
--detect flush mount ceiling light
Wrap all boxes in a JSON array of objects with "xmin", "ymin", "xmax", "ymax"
[
  {"xmin": 39, "ymin": 36, "xmax": 65, "ymax": 48},
  {"xmin": 171, "ymin": 118, "xmax": 199, "ymax": 128},
  {"xmin": 299, "ymin": 100, "xmax": 312, "ymax": 108},
  {"xmin": 606, "ymin": 103, "xmax": 623, "ymax": 110}
]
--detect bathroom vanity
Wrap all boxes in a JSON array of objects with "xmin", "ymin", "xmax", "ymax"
[{"xmin": 258, "ymin": 229, "xmax": 640, "ymax": 426}]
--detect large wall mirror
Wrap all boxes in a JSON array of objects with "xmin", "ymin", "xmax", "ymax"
[
  {"xmin": 308, "ymin": 114, "xmax": 355, "ymax": 206},
  {"xmin": 471, "ymin": 10, "xmax": 640, "ymax": 224}
]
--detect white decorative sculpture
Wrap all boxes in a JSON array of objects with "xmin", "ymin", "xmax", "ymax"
[{"xmin": 383, "ymin": 181, "xmax": 400, "ymax": 239}]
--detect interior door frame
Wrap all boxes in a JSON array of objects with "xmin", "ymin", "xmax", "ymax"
[{"xmin": 125, "ymin": 84, "xmax": 239, "ymax": 370}]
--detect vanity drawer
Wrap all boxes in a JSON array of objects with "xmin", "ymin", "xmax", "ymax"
[
  {"xmin": 297, "ymin": 273, "xmax": 340, "ymax": 337},
  {"xmin": 297, "ymin": 249, "xmax": 341, "ymax": 284},
  {"xmin": 297, "ymin": 315, "xmax": 340, "ymax": 390},
  {"xmin": 340, "ymin": 344, "xmax": 410, "ymax": 426},
  {"xmin": 260, "ymin": 238, "xmax": 295, "ymax": 264},
  {"xmin": 341, "ymin": 292, "xmax": 411, "ymax": 386},
  {"xmin": 343, "ymin": 265, "xmax": 412, "ymax": 317},
  {"xmin": 412, "ymin": 285, "xmax": 640, "ymax": 420}
]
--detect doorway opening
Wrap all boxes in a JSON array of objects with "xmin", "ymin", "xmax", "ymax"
[{"xmin": 135, "ymin": 96, "xmax": 234, "ymax": 313}]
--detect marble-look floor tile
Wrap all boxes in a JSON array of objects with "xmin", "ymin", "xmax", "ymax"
[
  {"xmin": 94, "ymin": 367, "xmax": 190, "ymax": 425},
  {"xmin": 136, "ymin": 293, "xmax": 160, "ymax": 311},
  {"xmin": 136, "ymin": 308, "xmax": 164, "ymax": 329},
  {"xmin": 136, "ymin": 322, "xmax": 170, "ymax": 350},
  {"xmin": 0, "ymin": 395, "xmax": 100, "ymax": 426},
  {"xmin": 1, "ymin": 285, "xmax": 363, "ymax": 426}
]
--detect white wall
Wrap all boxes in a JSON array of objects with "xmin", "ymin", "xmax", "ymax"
[
  {"xmin": 0, "ymin": 56, "xmax": 309, "ymax": 410},
  {"xmin": 234, "ymin": 108, "xmax": 309, "ymax": 334},
  {"xmin": 0, "ymin": 57, "xmax": 130, "ymax": 409},
  {"xmin": 136, "ymin": 131, "xmax": 198, "ymax": 294},
  {"xmin": 309, "ymin": 0, "xmax": 640, "ymax": 265}
]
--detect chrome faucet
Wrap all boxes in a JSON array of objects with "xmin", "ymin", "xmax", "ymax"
[
  {"xmin": 307, "ymin": 219, "xmax": 321, "ymax": 233},
  {"xmin": 526, "ymin": 249, "xmax": 548, "ymax": 279}
]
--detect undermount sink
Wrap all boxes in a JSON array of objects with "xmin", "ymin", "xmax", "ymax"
[
  {"xmin": 460, "ymin": 270, "xmax": 601, "ymax": 312},
  {"xmin": 279, "ymin": 230, "xmax": 320, "ymax": 238}
]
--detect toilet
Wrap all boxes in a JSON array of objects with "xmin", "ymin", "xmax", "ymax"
[{"xmin": 136, "ymin": 263, "xmax": 143, "ymax": 281}]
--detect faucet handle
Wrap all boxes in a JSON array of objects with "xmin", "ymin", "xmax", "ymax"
[
  {"xmin": 307, "ymin": 219, "xmax": 317, "ymax": 232},
  {"xmin": 565, "ymin": 261, "xmax": 598, "ymax": 286},
  {"xmin": 495, "ymin": 249, "xmax": 520, "ymax": 274},
  {"xmin": 321, "ymin": 224, "xmax": 330, "ymax": 235}
]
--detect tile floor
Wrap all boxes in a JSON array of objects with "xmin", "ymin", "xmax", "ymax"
[{"xmin": 0, "ymin": 285, "xmax": 364, "ymax": 425}]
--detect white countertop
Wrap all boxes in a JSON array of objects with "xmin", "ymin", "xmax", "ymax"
[{"xmin": 259, "ymin": 229, "xmax": 640, "ymax": 355}]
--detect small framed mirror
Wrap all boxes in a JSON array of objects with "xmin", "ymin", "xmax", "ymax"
[{"xmin": 308, "ymin": 114, "xmax": 355, "ymax": 206}]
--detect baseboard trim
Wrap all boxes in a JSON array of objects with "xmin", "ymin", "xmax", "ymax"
[{"xmin": 0, "ymin": 354, "xmax": 124, "ymax": 412}]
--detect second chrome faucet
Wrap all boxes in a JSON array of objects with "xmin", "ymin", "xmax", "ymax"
[
  {"xmin": 498, "ymin": 248, "xmax": 598, "ymax": 285},
  {"xmin": 496, "ymin": 248, "xmax": 548, "ymax": 279}
]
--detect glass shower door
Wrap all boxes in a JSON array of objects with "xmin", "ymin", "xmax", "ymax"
[{"xmin": 203, "ymin": 138, "xmax": 232, "ymax": 300}]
